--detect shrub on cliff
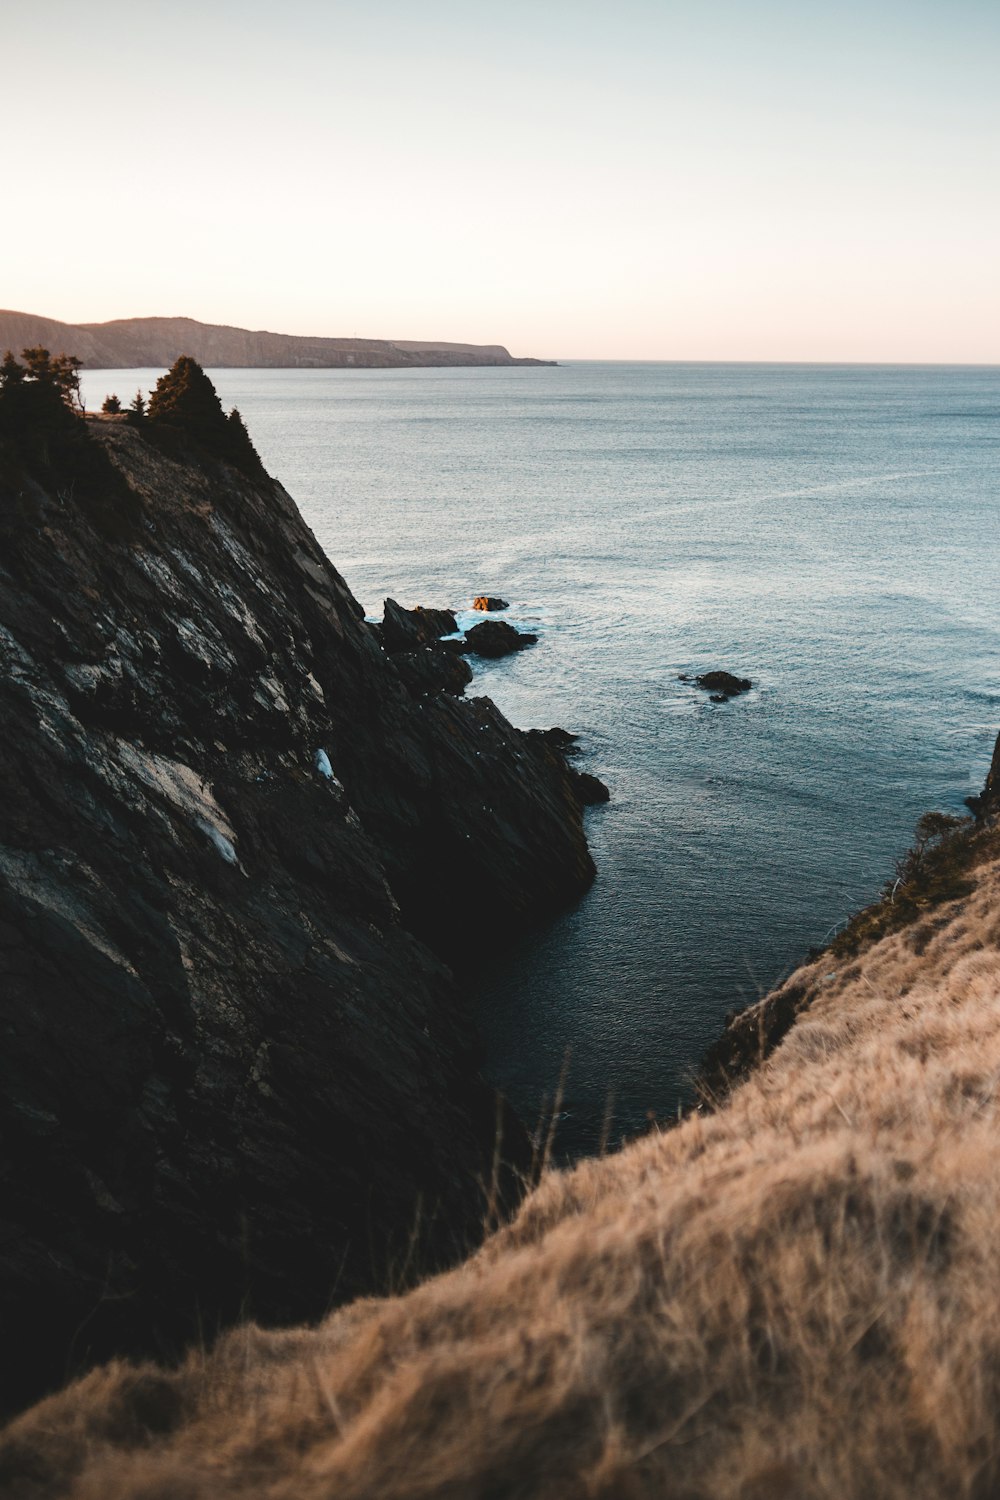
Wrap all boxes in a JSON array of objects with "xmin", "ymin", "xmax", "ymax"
[
  {"xmin": 21, "ymin": 346, "xmax": 84, "ymax": 410},
  {"xmin": 0, "ymin": 347, "xmax": 139, "ymax": 538},
  {"xmin": 147, "ymin": 356, "xmax": 263, "ymax": 475},
  {"xmin": 0, "ymin": 347, "xmax": 80, "ymax": 442}
]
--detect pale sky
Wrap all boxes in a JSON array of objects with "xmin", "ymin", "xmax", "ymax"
[{"xmin": 6, "ymin": 0, "xmax": 999, "ymax": 360}]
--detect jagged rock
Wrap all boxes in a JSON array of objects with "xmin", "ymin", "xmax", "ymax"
[
  {"xmin": 465, "ymin": 620, "xmax": 537, "ymax": 658},
  {"xmin": 570, "ymin": 770, "xmax": 611, "ymax": 806},
  {"xmin": 0, "ymin": 410, "xmax": 595, "ymax": 1417},
  {"xmin": 976, "ymin": 734, "xmax": 1000, "ymax": 817},
  {"xmin": 540, "ymin": 727, "xmax": 580, "ymax": 752},
  {"xmin": 380, "ymin": 599, "xmax": 458, "ymax": 654},
  {"xmin": 472, "ymin": 595, "xmax": 509, "ymax": 612},
  {"xmin": 391, "ymin": 648, "xmax": 473, "ymax": 699},
  {"xmin": 526, "ymin": 727, "xmax": 581, "ymax": 759},
  {"xmin": 694, "ymin": 670, "xmax": 752, "ymax": 699}
]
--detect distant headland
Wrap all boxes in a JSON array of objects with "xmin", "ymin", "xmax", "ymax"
[{"xmin": 0, "ymin": 310, "xmax": 557, "ymax": 370}]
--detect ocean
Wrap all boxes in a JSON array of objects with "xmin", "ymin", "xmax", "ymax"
[{"xmin": 81, "ymin": 362, "xmax": 1000, "ymax": 1156}]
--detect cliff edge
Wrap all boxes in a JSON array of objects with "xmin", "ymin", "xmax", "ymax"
[{"xmin": 0, "ymin": 362, "xmax": 591, "ymax": 1416}]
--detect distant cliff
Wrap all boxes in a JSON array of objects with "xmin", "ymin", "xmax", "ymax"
[
  {"xmin": 0, "ymin": 359, "xmax": 589, "ymax": 1416},
  {"xmin": 0, "ymin": 310, "xmax": 556, "ymax": 369}
]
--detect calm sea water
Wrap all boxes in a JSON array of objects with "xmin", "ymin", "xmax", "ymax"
[{"xmin": 82, "ymin": 363, "xmax": 1000, "ymax": 1155}]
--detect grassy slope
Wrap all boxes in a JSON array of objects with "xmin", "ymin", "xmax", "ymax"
[{"xmin": 6, "ymin": 832, "xmax": 1000, "ymax": 1497}]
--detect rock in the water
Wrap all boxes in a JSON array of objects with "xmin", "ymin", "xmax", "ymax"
[
  {"xmin": 465, "ymin": 620, "xmax": 537, "ymax": 658},
  {"xmin": 472, "ymin": 595, "xmax": 509, "ymax": 612},
  {"xmin": 694, "ymin": 670, "xmax": 752, "ymax": 699},
  {"xmin": 380, "ymin": 599, "xmax": 459, "ymax": 654}
]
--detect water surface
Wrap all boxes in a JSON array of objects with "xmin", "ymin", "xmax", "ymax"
[{"xmin": 82, "ymin": 362, "xmax": 1000, "ymax": 1155}]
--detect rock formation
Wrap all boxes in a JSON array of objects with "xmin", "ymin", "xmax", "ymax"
[
  {"xmin": 465, "ymin": 619, "xmax": 538, "ymax": 658},
  {"xmin": 0, "ymin": 366, "xmax": 593, "ymax": 1416},
  {"xmin": 378, "ymin": 599, "xmax": 459, "ymax": 653},
  {"xmin": 680, "ymin": 670, "xmax": 753, "ymax": 700},
  {"xmin": 0, "ymin": 310, "xmax": 556, "ymax": 370}
]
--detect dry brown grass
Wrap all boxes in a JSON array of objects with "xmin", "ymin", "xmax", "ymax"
[{"xmin": 7, "ymin": 850, "xmax": 1000, "ymax": 1498}]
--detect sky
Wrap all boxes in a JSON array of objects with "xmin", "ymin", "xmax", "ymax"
[{"xmin": 5, "ymin": 0, "xmax": 999, "ymax": 360}]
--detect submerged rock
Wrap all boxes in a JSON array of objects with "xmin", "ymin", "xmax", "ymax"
[
  {"xmin": 693, "ymin": 670, "xmax": 752, "ymax": 699},
  {"xmin": 465, "ymin": 619, "xmax": 537, "ymax": 658}
]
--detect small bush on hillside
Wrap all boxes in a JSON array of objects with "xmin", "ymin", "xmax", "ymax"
[{"xmin": 101, "ymin": 394, "xmax": 122, "ymax": 414}]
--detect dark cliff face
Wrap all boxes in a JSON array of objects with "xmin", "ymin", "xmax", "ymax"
[{"xmin": 0, "ymin": 412, "xmax": 593, "ymax": 1415}]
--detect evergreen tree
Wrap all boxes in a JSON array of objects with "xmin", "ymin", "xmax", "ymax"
[
  {"xmin": 147, "ymin": 356, "xmax": 262, "ymax": 474},
  {"xmin": 0, "ymin": 348, "xmax": 73, "ymax": 438},
  {"xmin": 20, "ymin": 346, "xmax": 83, "ymax": 408},
  {"xmin": 224, "ymin": 406, "xmax": 263, "ymax": 472},
  {"xmin": 0, "ymin": 348, "xmax": 139, "ymax": 536},
  {"xmin": 101, "ymin": 394, "xmax": 122, "ymax": 414},
  {"xmin": 147, "ymin": 355, "xmax": 225, "ymax": 440},
  {"xmin": 0, "ymin": 350, "xmax": 26, "ymax": 388}
]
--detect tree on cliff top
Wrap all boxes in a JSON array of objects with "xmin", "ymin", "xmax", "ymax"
[
  {"xmin": 22, "ymin": 347, "xmax": 84, "ymax": 409},
  {"xmin": 0, "ymin": 347, "xmax": 83, "ymax": 445},
  {"xmin": 0, "ymin": 348, "xmax": 138, "ymax": 537},
  {"xmin": 1, "ymin": 347, "xmax": 83, "ymax": 427},
  {"xmin": 147, "ymin": 356, "xmax": 263, "ymax": 475}
]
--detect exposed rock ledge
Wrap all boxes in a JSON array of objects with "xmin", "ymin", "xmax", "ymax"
[
  {"xmin": 0, "ymin": 394, "xmax": 593, "ymax": 1416},
  {"xmin": 9, "ymin": 748, "xmax": 1000, "ymax": 1495}
]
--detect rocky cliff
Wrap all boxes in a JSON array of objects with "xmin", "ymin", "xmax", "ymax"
[
  {"xmin": 0, "ymin": 383, "xmax": 592, "ymax": 1416},
  {"xmin": 0, "ymin": 311, "xmax": 556, "ymax": 369}
]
